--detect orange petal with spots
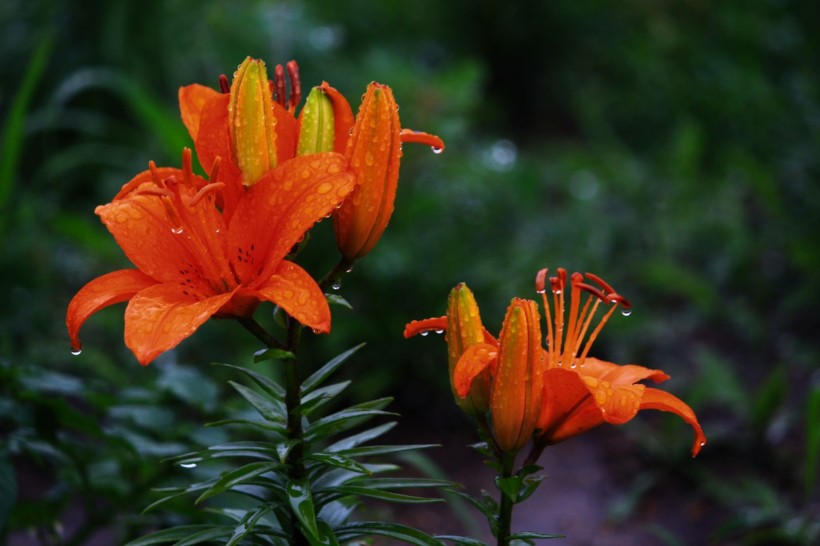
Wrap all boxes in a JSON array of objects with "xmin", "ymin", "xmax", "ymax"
[
  {"xmin": 179, "ymin": 84, "xmax": 220, "ymax": 142},
  {"xmin": 66, "ymin": 269, "xmax": 157, "ymax": 353},
  {"xmin": 124, "ymin": 283, "xmax": 236, "ymax": 365},
  {"xmin": 640, "ymin": 387, "xmax": 707, "ymax": 457},
  {"xmin": 228, "ymin": 152, "xmax": 354, "ymax": 286},
  {"xmin": 254, "ymin": 260, "xmax": 331, "ymax": 333}
]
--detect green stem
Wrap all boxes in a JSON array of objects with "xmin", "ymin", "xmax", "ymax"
[
  {"xmin": 238, "ymin": 315, "xmax": 308, "ymax": 546},
  {"xmin": 497, "ymin": 451, "xmax": 517, "ymax": 546},
  {"xmin": 318, "ymin": 256, "xmax": 354, "ymax": 293}
]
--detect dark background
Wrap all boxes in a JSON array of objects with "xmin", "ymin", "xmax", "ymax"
[{"xmin": 1, "ymin": 0, "xmax": 819, "ymax": 544}]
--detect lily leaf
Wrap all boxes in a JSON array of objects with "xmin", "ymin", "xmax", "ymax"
[
  {"xmin": 300, "ymin": 380, "xmax": 352, "ymax": 416},
  {"xmin": 287, "ymin": 478, "xmax": 320, "ymax": 541},
  {"xmin": 325, "ymin": 422, "xmax": 398, "ymax": 452},
  {"xmin": 301, "ymin": 343, "xmax": 365, "ymax": 394},
  {"xmin": 213, "ymin": 362, "xmax": 286, "ymax": 400},
  {"xmin": 308, "ymin": 452, "xmax": 371, "ymax": 475},
  {"xmin": 196, "ymin": 462, "xmax": 280, "ymax": 504},
  {"xmin": 508, "ymin": 531, "xmax": 564, "ymax": 540},
  {"xmin": 123, "ymin": 525, "xmax": 230, "ymax": 546},
  {"xmin": 329, "ymin": 485, "xmax": 443, "ymax": 504},
  {"xmin": 253, "ymin": 347, "xmax": 297, "ymax": 364},
  {"xmin": 335, "ymin": 522, "xmax": 446, "ymax": 546},
  {"xmin": 435, "ymin": 535, "xmax": 489, "ymax": 546},
  {"xmin": 229, "ymin": 381, "xmax": 287, "ymax": 422},
  {"xmin": 306, "ymin": 407, "xmax": 397, "ymax": 442}
]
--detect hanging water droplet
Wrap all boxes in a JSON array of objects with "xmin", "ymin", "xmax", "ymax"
[
  {"xmin": 536, "ymin": 288, "xmax": 546, "ymax": 294},
  {"xmin": 554, "ymin": 289, "xmax": 562, "ymax": 295},
  {"xmin": 431, "ymin": 146, "xmax": 443, "ymax": 155},
  {"xmin": 70, "ymin": 348, "xmax": 82, "ymax": 356},
  {"xmin": 621, "ymin": 308, "xmax": 633, "ymax": 317},
  {"xmin": 434, "ymin": 329, "xmax": 444, "ymax": 335},
  {"xmin": 345, "ymin": 266, "xmax": 354, "ymax": 273},
  {"xmin": 420, "ymin": 331, "xmax": 430, "ymax": 336},
  {"xmin": 331, "ymin": 279, "xmax": 342, "ymax": 291},
  {"xmin": 179, "ymin": 462, "xmax": 197, "ymax": 469}
]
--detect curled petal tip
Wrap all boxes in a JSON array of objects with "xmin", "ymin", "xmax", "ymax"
[{"xmin": 400, "ymin": 128, "xmax": 445, "ymax": 151}]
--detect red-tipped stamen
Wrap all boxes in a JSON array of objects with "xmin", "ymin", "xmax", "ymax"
[
  {"xmin": 584, "ymin": 272, "xmax": 615, "ymax": 295},
  {"xmin": 564, "ymin": 273, "xmax": 584, "ymax": 363},
  {"xmin": 274, "ymin": 64, "xmax": 286, "ymax": 107},
  {"xmin": 209, "ymin": 156, "xmax": 222, "ymax": 184},
  {"xmin": 219, "ymin": 74, "xmax": 230, "ymax": 94},
  {"xmin": 286, "ymin": 60, "xmax": 301, "ymax": 113}
]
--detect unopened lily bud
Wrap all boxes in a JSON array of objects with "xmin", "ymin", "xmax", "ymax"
[
  {"xmin": 447, "ymin": 284, "xmax": 491, "ymax": 418},
  {"xmin": 228, "ymin": 57, "xmax": 278, "ymax": 186},
  {"xmin": 297, "ymin": 87, "xmax": 335, "ymax": 156}
]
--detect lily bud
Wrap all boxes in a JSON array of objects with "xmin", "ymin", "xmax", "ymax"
[
  {"xmin": 228, "ymin": 57, "xmax": 278, "ymax": 186},
  {"xmin": 491, "ymin": 299, "xmax": 545, "ymax": 453},
  {"xmin": 333, "ymin": 83, "xmax": 401, "ymax": 261},
  {"xmin": 447, "ymin": 284, "xmax": 491, "ymax": 418},
  {"xmin": 297, "ymin": 87, "xmax": 335, "ymax": 156}
]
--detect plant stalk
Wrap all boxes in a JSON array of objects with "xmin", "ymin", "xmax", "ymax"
[{"xmin": 497, "ymin": 451, "xmax": 517, "ymax": 546}]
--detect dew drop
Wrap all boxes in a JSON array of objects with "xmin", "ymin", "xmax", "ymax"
[
  {"xmin": 431, "ymin": 146, "xmax": 444, "ymax": 155},
  {"xmin": 420, "ymin": 331, "xmax": 430, "ymax": 336},
  {"xmin": 621, "ymin": 308, "xmax": 633, "ymax": 317},
  {"xmin": 536, "ymin": 288, "xmax": 546, "ymax": 294},
  {"xmin": 171, "ymin": 227, "xmax": 184, "ymax": 235},
  {"xmin": 554, "ymin": 289, "xmax": 562, "ymax": 295},
  {"xmin": 434, "ymin": 329, "xmax": 444, "ymax": 335},
  {"xmin": 345, "ymin": 266, "xmax": 354, "ymax": 273},
  {"xmin": 331, "ymin": 280, "xmax": 342, "ymax": 291},
  {"xmin": 70, "ymin": 348, "xmax": 82, "ymax": 356},
  {"xmin": 179, "ymin": 462, "xmax": 197, "ymax": 469}
]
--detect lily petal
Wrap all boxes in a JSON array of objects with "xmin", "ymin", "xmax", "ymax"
[
  {"xmin": 179, "ymin": 84, "xmax": 220, "ymax": 142},
  {"xmin": 254, "ymin": 260, "xmax": 331, "ymax": 333},
  {"xmin": 581, "ymin": 357, "xmax": 670, "ymax": 385},
  {"xmin": 66, "ymin": 269, "xmax": 157, "ymax": 353},
  {"xmin": 453, "ymin": 342, "xmax": 498, "ymax": 398},
  {"xmin": 537, "ymin": 368, "xmax": 599, "ymax": 442},
  {"xmin": 124, "ymin": 283, "xmax": 235, "ymax": 365},
  {"xmin": 640, "ymin": 387, "xmax": 707, "ymax": 457},
  {"xmin": 228, "ymin": 152, "xmax": 354, "ymax": 286},
  {"xmin": 319, "ymin": 81, "xmax": 355, "ymax": 153}
]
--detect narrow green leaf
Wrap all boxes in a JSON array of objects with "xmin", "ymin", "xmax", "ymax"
[
  {"xmin": 301, "ymin": 344, "xmax": 365, "ymax": 394},
  {"xmin": 517, "ymin": 475, "xmax": 545, "ymax": 503},
  {"xmin": 335, "ymin": 444, "xmax": 439, "ymax": 458},
  {"xmin": 123, "ymin": 525, "xmax": 224, "ymax": 546},
  {"xmin": 213, "ymin": 362, "xmax": 286, "ymax": 400},
  {"xmin": 287, "ymin": 478, "xmax": 320, "ymax": 540},
  {"xmin": 205, "ymin": 418, "xmax": 288, "ymax": 435},
  {"xmin": 435, "ymin": 535, "xmax": 489, "ymax": 546},
  {"xmin": 329, "ymin": 485, "xmax": 443, "ymax": 504},
  {"xmin": 225, "ymin": 504, "xmax": 275, "ymax": 546},
  {"xmin": 347, "ymin": 477, "xmax": 453, "ymax": 490},
  {"xmin": 0, "ymin": 31, "xmax": 53, "ymax": 216},
  {"xmin": 335, "ymin": 522, "xmax": 446, "ymax": 545},
  {"xmin": 325, "ymin": 422, "xmax": 398, "ymax": 452},
  {"xmin": 196, "ymin": 462, "xmax": 280, "ymax": 504},
  {"xmin": 306, "ymin": 409, "xmax": 397, "ymax": 441},
  {"xmin": 495, "ymin": 475, "xmax": 522, "ymax": 503},
  {"xmin": 276, "ymin": 439, "xmax": 300, "ymax": 463},
  {"xmin": 325, "ymin": 294, "xmax": 353, "ymax": 309},
  {"xmin": 315, "ymin": 520, "xmax": 342, "ymax": 546},
  {"xmin": 172, "ymin": 527, "xmax": 234, "ymax": 546},
  {"xmin": 254, "ymin": 347, "xmax": 297, "ymax": 364},
  {"xmin": 300, "ymin": 380, "xmax": 351, "ymax": 416},
  {"xmin": 308, "ymin": 452, "xmax": 371, "ymax": 475},
  {"xmin": 229, "ymin": 381, "xmax": 287, "ymax": 422}
]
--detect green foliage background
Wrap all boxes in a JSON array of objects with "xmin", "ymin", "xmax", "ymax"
[{"xmin": 1, "ymin": 0, "xmax": 819, "ymax": 544}]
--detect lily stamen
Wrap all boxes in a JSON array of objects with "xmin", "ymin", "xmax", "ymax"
[
  {"xmin": 286, "ymin": 60, "xmax": 301, "ymax": 112},
  {"xmin": 188, "ymin": 182, "xmax": 226, "ymax": 207},
  {"xmin": 274, "ymin": 63, "xmax": 286, "ymax": 108},
  {"xmin": 218, "ymin": 74, "xmax": 230, "ymax": 94}
]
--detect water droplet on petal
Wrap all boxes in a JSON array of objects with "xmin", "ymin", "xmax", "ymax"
[
  {"xmin": 420, "ymin": 331, "xmax": 430, "ymax": 336},
  {"xmin": 171, "ymin": 227, "xmax": 184, "ymax": 235},
  {"xmin": 621, "ymin": 308, "xmax": 633, "ymax": 317},
  {"xmin": 434, "ymin": 329, "xmax": 444, "ymax": 335},
  {"xmin": 431, "ymin": 146, "xmax": 443, "ymax": 155},
  {"xmin": 331, "ymin": 280, "xmax": 342, "ymax": 291},
  {"xmin": 70, "ymin": 348, "xmax": 82, "ymax": 356}
]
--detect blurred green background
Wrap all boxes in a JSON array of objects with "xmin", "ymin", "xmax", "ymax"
[{"xmin": 2, "ymin": 0, "xmax": 819, "ymax": 544}]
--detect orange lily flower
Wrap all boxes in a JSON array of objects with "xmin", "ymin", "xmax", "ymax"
[
  {"xmin": 405, "ymin": 270, "xmax": 706, "ymax": 457},
  {"xmin": 66, "ymin": 148, "xmax": 354, "ymax": 365},
  {"xmin": 406, "ymin": 293, "xmax": 545, "ymax": 453},
  {"xmin": 321, "ymin": 81, "xmax": 445, "ymax": 262},
  {"xmin": 531, "ymin": 268, "xmax": 705, "ymax": 456}
]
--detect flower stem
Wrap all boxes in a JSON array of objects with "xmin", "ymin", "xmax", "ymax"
[
  {"xmin": 318, "ymin": 256, "xmax": 354, "ymax": 293},
  {"xmin": 497, "ymin": 451, "xmax": 517, "ymax": 546},
  {"xmin": 238, "ymin": 315, "xmax": 308, "ymax": 545}
]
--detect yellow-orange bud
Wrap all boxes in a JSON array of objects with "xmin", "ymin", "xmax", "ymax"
[
  {"xmin": 297, "ymin": 87, "xmax": 335, "ymax": 156},
  {"xmin": 228, "ymin": 57, "xmax": 278, "ymax": 186},
  {"xmin": 447, "ymin": 284, "xmax": 491, "ymax": 418}
]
